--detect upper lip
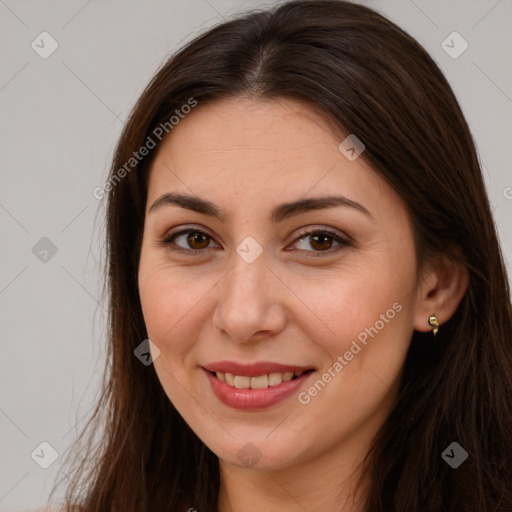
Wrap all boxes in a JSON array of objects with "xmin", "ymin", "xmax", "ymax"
[{"xmin": 203, "ymin": 361, "xmax": 314, "ymax": 377}]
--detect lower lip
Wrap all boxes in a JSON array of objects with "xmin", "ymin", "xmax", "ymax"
[{"xmin": 203, "ymin": 369, "xmax": 314, "ymax": 410}]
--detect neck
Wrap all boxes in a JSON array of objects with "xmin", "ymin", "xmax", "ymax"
[{"xmin": 217, "ymin": 428, "xmax": 374, "ymax": 512}]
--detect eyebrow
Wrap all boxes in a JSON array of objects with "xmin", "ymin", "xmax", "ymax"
[{"xmin": 149, "ymin": 192, "xmax": 374, "ymax": 223}]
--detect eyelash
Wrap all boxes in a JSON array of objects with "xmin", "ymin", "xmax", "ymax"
[{"xmin": 159, "ymin": 226, "xmax": 352, "ymax": 258}]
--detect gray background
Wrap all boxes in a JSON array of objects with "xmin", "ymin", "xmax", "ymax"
[{"xmin": 1, "ymin": 0, "xmax": 511, "ymax": 510}]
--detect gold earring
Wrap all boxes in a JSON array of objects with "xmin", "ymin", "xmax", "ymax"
[{"xmin": 428, "ymin": 314, "xmax": 439, "ymax": 335}]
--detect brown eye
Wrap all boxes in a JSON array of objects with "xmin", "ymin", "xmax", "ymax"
[
  {"xmin": 161, "ymin": 229, "xmax": 216, "ymax": 254},
  {"xmin": 309, "ymin": 233, "xmax": 334, "ymax": 251},
  {"xmin": 161, "ymin": 227, "xmax": 350, "ymax": 258},
  {"xmin": 292, "ymin": 228, "xmax": 351, "ymax": 256},
  {"xmin": 185, "ymin": 232, "xmax": 210, "ymax": 250}
]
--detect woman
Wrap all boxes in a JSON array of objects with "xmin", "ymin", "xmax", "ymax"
[{"xmin": 48, "ymin": 0, "xmax": 512, "ymax": 510}]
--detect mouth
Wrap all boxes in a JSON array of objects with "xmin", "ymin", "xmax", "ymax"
[
  {"xmin": 207, "ymin": 369, "xmax": 314, "ymax": 389},
  {"xmin": 202, "ymin": 362, "xmax": 315, "ymax": 410}
]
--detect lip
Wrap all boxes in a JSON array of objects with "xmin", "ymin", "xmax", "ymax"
[
  {"xmin": 202, "ymin": 365, "xmax": 315, "ymax": 410},
  {"xmin": 203, "ymin": 360, "xmax": 314, "ymax": 377}
]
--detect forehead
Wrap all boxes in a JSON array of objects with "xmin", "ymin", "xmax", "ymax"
[
  {"xmin": 162, "ymin": 96, "xmax": 342, "ymax": 160},
  {"xmin": 146, "ymin": 96, "xmax": 398, "ymax": 221}
]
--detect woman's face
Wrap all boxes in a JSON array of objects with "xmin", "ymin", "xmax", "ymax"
[{"xmin": 138, "ymin": 96, "xmax": 423, "ymax": 471}]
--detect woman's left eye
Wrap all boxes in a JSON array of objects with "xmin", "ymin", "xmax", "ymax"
[
  {"xmin": 159, "ymin": 227, "xmax": 351, "ymax": 257},
  {"xmin": 291, "ymin": 228, "xmax": 351, "ymax": 256}
]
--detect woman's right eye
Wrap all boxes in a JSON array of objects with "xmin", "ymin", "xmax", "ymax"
[{"xmin": 160, "ymin": 229, "xmax": 218, "ymax": 255}]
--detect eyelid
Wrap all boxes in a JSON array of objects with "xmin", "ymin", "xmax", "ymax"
[
  {"xmin": 159, "ymin": 224, "xmax": 352, "ymax": 256},
  {"xmin": 292, "ymin": 226, "xmax": 352, "ymax": 245},
  {"xmin": 287, "ymin": 227, "xmax": 352, "ymax": 257},
  {"xmin": 160, "ymin": 225, "xmax": 218, "ymax": 254}
]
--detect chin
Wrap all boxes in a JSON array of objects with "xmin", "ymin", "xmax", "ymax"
[{"xmin": 207, "ymin": 433, "xmax": 313, "ymax": 471}]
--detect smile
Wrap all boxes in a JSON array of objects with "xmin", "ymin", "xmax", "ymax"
[
  {"xmin": 202, "ymin": 362, "xmax": 315, "ymax": 410},
  {"xmin": 212, "ymin": 370, "xmax": 307, "ymax": 389}
]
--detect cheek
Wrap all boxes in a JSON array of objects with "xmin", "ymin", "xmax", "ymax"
[
  {"xmin": 138, "ymin": 263, "xmax": 210, "ymax": 409},
  {"xmin": 138, "ymin": 255, "xmax": 218, "ymax": 360},
  {"xmin": 291, "ymin": 271, "xmax": 413, "ymax": 439},
  {"xmin": 291, "ymin": 258, "xmax": 414, "ymax": 361}
]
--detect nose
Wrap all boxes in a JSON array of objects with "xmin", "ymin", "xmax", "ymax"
[{"xmin": 212, "ymin": 250, "xmax": 287, "ymax": 344}]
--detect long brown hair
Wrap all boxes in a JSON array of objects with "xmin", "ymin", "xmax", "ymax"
[{"xmin": 50, "ymin": 1, "xmax": 512, "ymax": 510}]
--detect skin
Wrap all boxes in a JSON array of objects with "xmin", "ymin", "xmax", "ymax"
[{"xmin": 137, "ymin": 96, "xmax": 468, "ymax": 511}]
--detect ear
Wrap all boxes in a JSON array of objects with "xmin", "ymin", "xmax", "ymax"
[{"xmin": 413, "ymin": 252, "xmax": 469, "ymax": 333}]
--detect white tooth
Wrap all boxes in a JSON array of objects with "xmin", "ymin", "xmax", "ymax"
[
  {"xmin": 294, "ymin": 371, "xmax": 304, "ymax": 377},
  {"xmin": 268, "ymin": 373, "xmax": 283, "ymax": 386},
  {"xmin": 225, "ymin": 373, "xmax": 235, "ymax": 386},
  {"xmin": 250, "ymin": 375, "xmax": 269, "ymax": 389},
  {"xmin": 234, "ymin": 375, "xmax": 251, "ymax": 389},
  {"xmin": 216, "ymin": 372, "xmax": 225, "ymax": 382},
  {"xmin": 282, "ymin": 371, "xmax": 294, "ymax": 381}
]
